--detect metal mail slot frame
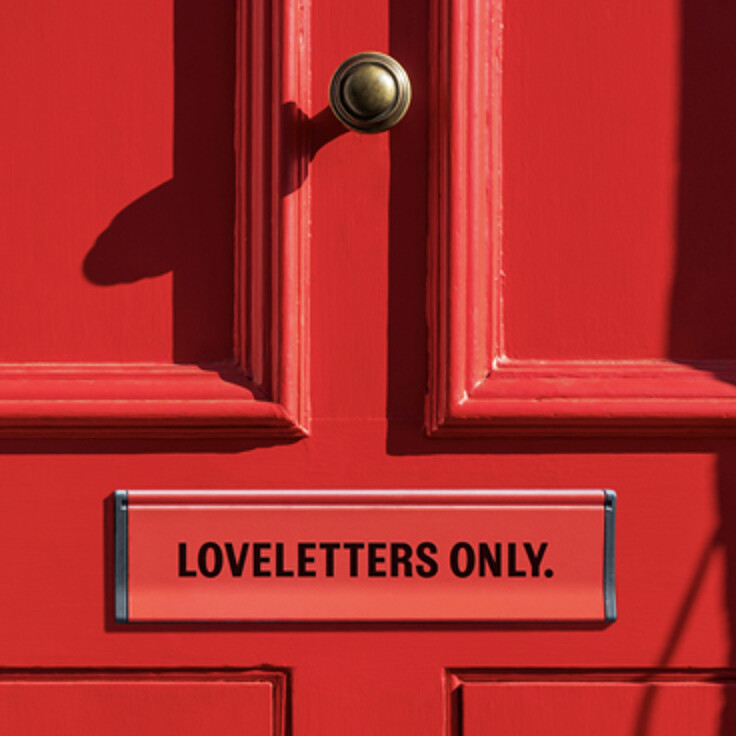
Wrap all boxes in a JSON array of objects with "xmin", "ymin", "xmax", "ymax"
[{"xmin": 114, "ymin": 489, "xmax": 616, "ymax": 623}]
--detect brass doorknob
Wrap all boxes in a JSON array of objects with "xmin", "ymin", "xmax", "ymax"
[{"xmin": 329, "ymin": 52, "xmax": 411, "ymax": 133}]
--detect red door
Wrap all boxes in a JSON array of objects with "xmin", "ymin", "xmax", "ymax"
[{"xmin": 2, "ymin": 0, "xmax": 736, "ymax": 734}]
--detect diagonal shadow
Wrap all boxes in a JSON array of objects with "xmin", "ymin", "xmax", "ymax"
[
  {"xmin": 82, "ymin": 1, "xmax": 343, "ymax": 380},
  {"xmin": 83, "ymin": 0, "xmax": 237, "ymax": 366},
  {"xmin": 384, "ymin": 0, "xmax": 736, "ymax": 732},
  {"xmin": 636, "ymin": 0, "xmax": 736, "ymax": 732},
  {"xmin": 670, "ymin": 2, "xmax": 736, "ymax": 734}
]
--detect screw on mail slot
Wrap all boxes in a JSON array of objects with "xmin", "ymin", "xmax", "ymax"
[{"xmin": 114, "ymin": 490, "xmax": 616, "ymax": 623}]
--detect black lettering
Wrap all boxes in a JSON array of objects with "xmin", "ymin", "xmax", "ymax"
[
  {"xmin": 319, "ymin": 542, "xmax": 341, "ymax": 577},
  {"xmin": 390, "ymin": 542, "xmax": 413, "ymax": 577},
  {"xmin": 275, "ymin": 542, "xmax": 294, "ymax": 577},
  {"xmin": 178, "ymin": 542, "xmax": 196, "ymax": 577},
  {"xmin": 253, "ymin": 542, "xmax": 271, "ymax": 577},
  {"xmin": 198, "ymin": 542, "xmax": 223, "ymax": 578},
  {"xmin": 298, "ymin": 542, "xmax": 317, "ymax": 577},
  {"xmin": 368, "ymin": 542, "xmax": 387, "ymax": 577},
  {"xmin": 344, "ymin": 542, "xmax": 365, "ymax": 577},
  {"xmin": 507, "ymin": 542, "xmax": 526, "ymax": 577},
  {"xmin": 223, "ymin": 542, "xmax": 249, "ymax": 576},
  {"xmin": 450, "ymin": 542, "xmax": 475, "ymax": 577},
  {"xmin": 523, "ymin": 542, "xmax": 548, "ymax": 577},
  {"xmin": 416, "ymin": 542, "xmax": 438, "ymax": 578},
  {"xmin": 478, "ymin": 542, "xmax": 502, "ymax": 577}
]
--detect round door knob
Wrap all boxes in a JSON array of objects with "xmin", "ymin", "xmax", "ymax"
[{"xmin": 329, "ymin": 52, "xmax": 411, "ymax": 133}]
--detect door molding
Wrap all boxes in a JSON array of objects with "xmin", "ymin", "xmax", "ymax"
[
  {"xmin": 0, "ymin": 0, "xmax": 310, "ymax": 438},
  {"xmin": 427, "ymin": 0, "xmax": 736, "ymax": 437}
]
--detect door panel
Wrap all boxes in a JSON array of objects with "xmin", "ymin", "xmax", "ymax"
[
  {"xmin": 458, "ymin": 679, "xmax": 728, "ymax": 736},
  {"xmin": 0, "ymin": 673, "xmax": 283, "ymax": 736},
  {"xmin": 428, "ymin": 0, "xmax": 736, "ymax": 437},
  {"xmin": 0, "ymin": 1, "xmax": 307, "ymax": 437},
  {"xmin": 0, "ymin": 1, "xmax": 176, "ymax": 363}
]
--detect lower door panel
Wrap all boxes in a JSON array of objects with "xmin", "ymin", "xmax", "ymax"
[
  {"xmin": 0, "ymin": 671, "xmax": 284, "ymax": 736},
  {"xmin": 456, "ymin": 676, "xmax": 732, "ymax": 736}
]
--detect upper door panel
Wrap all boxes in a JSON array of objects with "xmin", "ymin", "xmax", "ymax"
[
  {"xmin": 0, "ymin": 2, "xmax": 309, "ymax": 437},
  {"xmin": 428, "ymin": 0, "xmax": 736, "ymax": 436}
]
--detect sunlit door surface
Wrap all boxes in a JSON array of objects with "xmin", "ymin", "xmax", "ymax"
[{"xmin": 1, "ymin": 1, "xmax": 735, "ymax": 734}]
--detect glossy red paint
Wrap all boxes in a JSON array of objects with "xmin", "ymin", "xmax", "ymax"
[
  {"xmin": 1, "ymin": 0, "xmax": 736, "ymax": 733},
  {"xmin": 428, "ymin": 0, "xmax": 736, "ymax": 437},
  {"xmin": 457, "ymin": 677, "xmax": 729, "ymax": 735},
  {"xmin": 0, "ymin": 673, "xmax": 282, "ymax": 736}
]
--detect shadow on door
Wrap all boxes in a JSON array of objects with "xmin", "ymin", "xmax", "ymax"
[
  {"xmin": 639, "ymin": 1, "xmax": 736, "ymax": 734},
  {"xmin": 82, "ymin": 1, "xmax": 736, "ymax": 728},
  {"xmin": 83, "ymin": 0, "xmax": 236, "ymax": 366},
  {"xmin": 383, "ymin": 1, "xmax": 736, "ymax": 733}
]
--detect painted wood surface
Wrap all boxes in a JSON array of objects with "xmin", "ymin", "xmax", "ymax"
[
  {"xmin": 428, "ymin": 0, "xmax": 736, "ymax": 436},
  {"xmin": 457, "ymin": 678, "xmax": 729, "ymax": 736},
  {"xmin": 1, "ymin": 0, "xmax": 736, "ymax": 734},
  {"xmin": 0, "ymin": 0, "xmax": 308, "ymax": 436},
  {"xmin": 0, "ymin": 673, "xmax": 282, "ymax": 735}
]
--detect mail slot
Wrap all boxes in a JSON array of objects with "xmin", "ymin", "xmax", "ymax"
[{"xmin": 115, "ymin": 490, "xmax": 616, "ymax": 622}]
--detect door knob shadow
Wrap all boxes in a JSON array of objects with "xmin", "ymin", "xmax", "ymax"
[{"xmin": 82, "ymin": 0, "xmax": 235, "ymax": 368}]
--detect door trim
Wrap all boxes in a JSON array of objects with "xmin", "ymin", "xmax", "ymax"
[
  {"xmin": 0, "ymin": 0, "xmax": 310, "ymax": 438},
  {"xmin": 427, "ymin": 0, "xmax": 736, "ymax": 437}
]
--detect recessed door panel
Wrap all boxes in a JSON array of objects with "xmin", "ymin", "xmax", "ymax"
[
  {"xmin": 0, "ymin": 0, "xmax": 309, "ymax": 437},
  {"xmin": 427, "ymin": 0, "xmax": 736, "ymax": 436},
  {"xmin": 460, "ymin": 680, "xmax": 728, "ymax": 736},
  {"xmin": 0, "ymin": 674, "xmax": 282, "ymax": 736}
]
